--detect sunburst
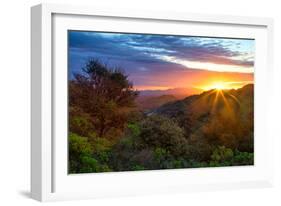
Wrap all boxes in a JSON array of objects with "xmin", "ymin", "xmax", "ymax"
[{"xmin": 202, "ymin": 82, "xmax": 228, "ymax": 91}]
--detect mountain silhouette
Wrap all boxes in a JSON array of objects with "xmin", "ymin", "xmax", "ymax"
[
  {"xmin": 136, "ymin": 95, "xmax": 177, "ymax": 111},
  {"xmin": 136, "ymin": 87, "xmax": 203, "ymax": 111},
  {"xmin": 139, "ymin": 87, "xmax": 203, "ymax": 98},
  {"xmin": 153, "ymin": 84, "xmax": 253, "ymax": 117}
]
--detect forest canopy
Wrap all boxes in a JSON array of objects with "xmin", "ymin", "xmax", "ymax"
[{"xmin": 69, "ymin": 59, "xmax": 254, "ymax": 173}]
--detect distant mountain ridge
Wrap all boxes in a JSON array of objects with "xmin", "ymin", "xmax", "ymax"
[
  {"xmin": 154, "ymin": 84, "xmax": 253, "ymax": 117},
  {"xmin": 136, "ymin": 87, "xmax": 203, "ymax": 111},
  {"xmin": 138, "ymin": 87, "xmax": 203, "ymax": 98},
  {"xmin": 136, "ymin": 85, "xmax": 254, "ymax": 113},
  {"xmin": 136, "ymin": 95, "xmax": 177, "ymax": 111},
  {"xmin": 149, "ymin": 84, "xmax": 254, "ymax": 142}
]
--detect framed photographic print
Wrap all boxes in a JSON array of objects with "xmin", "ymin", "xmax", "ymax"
[{"xmin": 31, "ymin": 3, "xmax": 274, "ymax": 201}]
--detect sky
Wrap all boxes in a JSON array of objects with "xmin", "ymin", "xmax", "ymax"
[{"xmin": 68, "ymin": 31, "xmax": 254, "ymax": 91}]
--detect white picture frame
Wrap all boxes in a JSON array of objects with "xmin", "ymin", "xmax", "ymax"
[{"xmin": 31, "ymin": 3, "xmax": 274, "ymax": 202}]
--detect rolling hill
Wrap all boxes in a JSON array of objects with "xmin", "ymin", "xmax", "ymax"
[
  {"xmin": 136, "ymin": 87, "xmax": 203, "ymax": 111},
  {"xmin": 149, "ymin": 84, "xmax": 254, "ymax": 151},
  {"xmin": 153, "ymin": 84, "xmax": 253, "ymax": 117},
  {"xmin": 139, "ymin": 87, "xmax": 203, "ymax": 98},
  {"xmin": 136, "ymin": 95, "xmax": 177, "ymax": 111}
]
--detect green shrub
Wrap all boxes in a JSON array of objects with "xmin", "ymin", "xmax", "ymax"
[
  {"xmin": 69, "ymin": 133, "xmax": 92, "ymax": 158},
  {"xmin": 127, "ymin": 123, "xmax": 141, "ymax": 137},
  {"xmin": 209, "ymin": 146, "xmax": 253, "ymax": 167},
  {"xmin": 138, "ymin": 115, "xmax": 187, "ymax": 157},
  {"xmin": 185, "ymin": 134, "xmax": 213, "ymax": 162},
  {"xmin": 153, "ymin": 148, "xmax": 189, "ymax": 169},
  {"xmin": 231, "ymin": 150, "xmax": 254, "ymax": 165},
  {"xmin": 69, "ymin": 107, "xmax": 94, "ymax": 137},
  {"xmin": 131, "ymin": 165, "xmax": 146, "ymax": 171},
  {"xmin": 211, "ymin": 146, "xmax": 234, "ymax": 162},
  {"xmin": 69, "ymin": 133, "xmax": 112, "ymax": 173}
]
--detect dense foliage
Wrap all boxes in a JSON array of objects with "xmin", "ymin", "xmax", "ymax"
[{"xmin": 69, "ymin": 59, "xmax": 254, "ymax": 173}]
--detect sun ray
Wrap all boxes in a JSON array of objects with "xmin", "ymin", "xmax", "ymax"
[
  {"xmin": 220, "ymin": 90, "xmax": 232, "ymax": 112},
  {"xmin": 228, "ymin": 94, "xmax": 241, "ymax": 106},
  {"xmin": 210, "ymin": 90, "xmax": 220, "ymax": 114}
]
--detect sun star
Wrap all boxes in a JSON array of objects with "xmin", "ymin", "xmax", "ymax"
[
  {"xmin": 212, "ymin": 82, "xmax": 225, "ymax": 90},
  {"xmin": 202, "ymin": 82, "xmax": 228, "ymax": 91}
]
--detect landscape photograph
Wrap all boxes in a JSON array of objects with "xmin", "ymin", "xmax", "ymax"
[{"xmin": 68, "ymin": 31, "xmax": 254, "ymax": 173}]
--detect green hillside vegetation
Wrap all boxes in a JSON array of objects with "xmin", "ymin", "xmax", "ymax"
[{"xmin": 69, "ymin": 59, "xmax": 254, "ymax": 173}]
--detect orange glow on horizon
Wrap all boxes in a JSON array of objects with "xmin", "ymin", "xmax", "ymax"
[
  {"xmin": 132, "ymin": 70, "xmax": 253, "ymax": 94},
  {"xmin": 135, "ymin": 85, "xmax": 171, "ymax": 91},
  {"xmin": 209, "ymin": 82, "xmax": 226, "ymax": 90},
  {"xmin": 135, "ymin": 80, "xmax": 253, "ymax": 93},
  {"xmin": 198, "ymin": 80, "xmax": 253, "ymax": 91}
]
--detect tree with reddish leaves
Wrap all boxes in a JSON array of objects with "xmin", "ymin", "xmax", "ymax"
[{"xmin": 69, "ymin": 59, "xmax": 139, "ymax": 139}]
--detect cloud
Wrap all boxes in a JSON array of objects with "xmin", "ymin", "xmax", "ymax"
[{"xmin": 68, "ymin": 31, "xmax": 255, "ymax": 85}]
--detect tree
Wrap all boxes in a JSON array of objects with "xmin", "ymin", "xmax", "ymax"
[
  {"xmin": 69, "ymin": 59, "xmax": 139, "ymax": 139},
  {"xmin": 138, "ymin": 115, "xmax": 187, "ymax": 157}
]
